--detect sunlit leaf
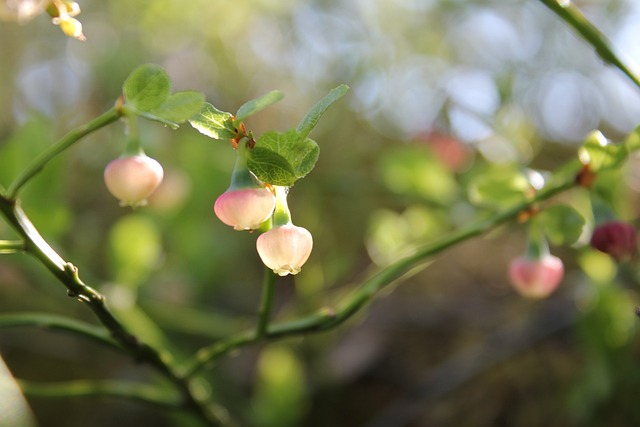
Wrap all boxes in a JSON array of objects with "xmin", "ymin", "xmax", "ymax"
[{"xmin": 189, "ymin": 103, "xmax": 236, "ymax": 140}]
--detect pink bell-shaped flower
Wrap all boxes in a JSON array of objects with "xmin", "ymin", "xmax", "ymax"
[
  {"xmin": 508, "ymin": 254, "xmax": 564, "ymax": 299},
  {"xmin": 508, "ymin": 229, "xmax": 564, "ymax": 299},
  {"xmin": 590, "ymin": 221, "xmax": 637, "ymax": 262},
  {"xmin": 256, "ymin": 186, "xmax": 313, "ymax": 276},
  {"xmin": 214, "ymin": 139, "xmax": 275, "ymax": 230},
  {"xmin": 257, "ymin": 223, "xmax": 313, "ymax": 276},
  {"xmin": 104, "ymin": 154, "xmax": 164, "ymax": 207},
  {"xmin": 215, "ymin": 187, "xmax": 276, "ymax": 231}
]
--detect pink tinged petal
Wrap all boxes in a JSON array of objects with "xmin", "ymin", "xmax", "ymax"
[
  {"xmin": 508, "ymin": 255, "xmax": 564, "ymax": 299},
  {"xmin": 214, "ymin": 188, "xmax": 276, "ymax": 231},
  {"xmin": 104, "ymin": 155, "xmax": 164, "ymax": 207},
  {"xmin": 257, "ymin": 224, "xmax": 313, "ymax": 276}
]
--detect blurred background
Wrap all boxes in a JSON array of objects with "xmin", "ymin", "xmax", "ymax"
[{"xmin": 2, "ymin": 0, "xmax": 640, "ymax": 426}]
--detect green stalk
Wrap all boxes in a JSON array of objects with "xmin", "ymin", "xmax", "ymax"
[
  {"xmin": 0, "ymin": 312, "xmax": 122, "ymax": 352},
  {"xmin": 0, "ymin": 239, "xmax": 25, "ymax": 254},
  {"xmin": 182, "ymin": 173, "xmax": 579, "ymax": 377},
  {"xmin": 255, "ymin": 268, "xmax": 278, "ymax": 339},
  {"xmin": 6, "ymin": 107, "xmax": 121, "ymax": 199},
  {"xmin": 538, "ymin": 0, "xmax": 640, "ymax": 90},
  {"xmin": 18, "ymin": 379, "xmax": 182, "ymax": 409}
]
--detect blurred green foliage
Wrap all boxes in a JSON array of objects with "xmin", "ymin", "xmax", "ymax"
[{"xmin": 2, "ymin": 0, "xmax": 640, "ymax": 426}]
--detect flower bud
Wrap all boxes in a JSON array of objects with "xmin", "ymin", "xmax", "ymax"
[
  {"xmin": 257, "ymin": 224, "xmax": 313, "ymax": 276},
  {"xmin": 56, "ymin": 15, "xmax": 85, "ymax": 40},
  {"xmin": 104, "ymin": 155, "xmax": 164, "ymax": 207},
  {"xmin": 214, "ymin": 187, "xmax": 276, "ymax": 231},
  {"xmin": 590, "ymin": 221, "xmax": 637, "ymax": 261},
  {"xmin": 508, "ymin": 254, "xmax": 564, "ymax": 299}
]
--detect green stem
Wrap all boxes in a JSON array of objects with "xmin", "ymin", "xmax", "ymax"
[
  {"xmin": 256, "ymin": 268, "xmax": 277, "ymax": 339},
  {"xmin": 0, "ymin": 239, "xmax": 25, "ymax": 254},
  {"xmin": 0, "ymin": 312, "xmax": 123, "ymax": 352},
  {"xmin": 182, "ymin": 173, "xmax": 579, "ymax": 377},
  {"xmin": 0, "ymin": 196, "xmax": 229, "ymax": 427},
  {"xmin": 538, "ymin": 0, "xmax": 640, "ymax": 90},
  {"xmin": 18, "ymin": 379, "xmax": 182, "ymax": 409},
  {"xmin": 6, "ymin": 107, "xmax": 121, "ymax": 199}
]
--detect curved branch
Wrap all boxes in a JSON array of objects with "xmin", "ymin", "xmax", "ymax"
[
  {"xmin": 6, "ymin": 106, "xmax": 121, "ymax": 199},
  {"xmin": 18, "ymin": 379, "xmax": 182, "ymax": 409},
  {"xmin": 182, "ymin": 172, "xmax": 580, "ymax": 377},
  {"xmin": 0, "ymin": 196, "xmax": 230, "ymax": 426},
  {"xmin": 0, "ymin": 312, "xmax": 123, "ymax": 352},
  {"xmin": 539, "ymin": 0, "xmax": 640, "ymax": 90}
]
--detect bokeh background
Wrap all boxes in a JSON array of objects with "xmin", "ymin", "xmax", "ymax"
[{"xmin": 2, "ymin": 0, "xmax": 640, "ymax": 426}]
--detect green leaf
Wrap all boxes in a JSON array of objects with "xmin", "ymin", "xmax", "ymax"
[
  {"xmin": 109, "ymin": 215, "xmax": 162, "ymax": 287},
  {"xmin": 251, "ymin": 346, "xmax": 306, "ymax": 427},
  {"xmin": 235, "ymin": 90, "xmax": 284, "ymax": 122},
  {"xmin": 296, "ymin": 84, "xmax": 349, "ymax": 139},
  {"xmin": 149, "ymin": 91, "xmax": 205, "ymax": 125},
  {"xmin": 467, "ymin": 165, "xmax": 530, "ymax": 208},
  {"xmin": 540, "ymin": 204, "xmax": 585, "ymax": 246},
  {"xmin": 578, "ymin": 130, "xmax": 627, "ymax": 172},
  {"xmin": 247, "ymin": 130, "xmax": 319, "ymax": 186},
  {"xmin": 247, "ymin": 147, "xmax": 297, "ymax": 186},
  {"xmin": 123, "ymin": 64, "xmax": 171, "ymax": 112},
  {"xmin": 189, "ymin": 103, "xmax": 237, "ymax": 140}
]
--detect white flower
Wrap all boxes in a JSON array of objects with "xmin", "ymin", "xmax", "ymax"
[{"xmin": 257, "ymin": 224, "xmax": 313, "ymax": 276}]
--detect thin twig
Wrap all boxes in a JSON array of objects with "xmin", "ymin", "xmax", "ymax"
[
  {"xmin": 18, "ymin": 379, "xmax": 183, "ymax": 409},
  {"xmin": 538, "ymin": 0, "xmax": 640, "ymax": 90},
  {"xmin": 0, "ymin": 312, "xmax": 123, "ymax": 352}
]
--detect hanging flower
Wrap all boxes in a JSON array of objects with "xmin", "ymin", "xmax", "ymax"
[
  {"xmin": 104, "ymin": 155, "xmax": 164, "ymax": 207},
  {"xmin": 590, "ymin": 221, "xmax": 637, "ymax": 262},
  {"xmin": 257, "ymin": 223, "xmax": 313, "ymax": 276},
  {"xmin": 214, "ymin": 138, "xmax": 275, "ymax": 230},
  {"xmin": 508, "ymin": 254, "xmax": 564, "ymax": 299},
  {"xmin": 214, "ymin": 187, "xmax": 276, "ymax": 231}
]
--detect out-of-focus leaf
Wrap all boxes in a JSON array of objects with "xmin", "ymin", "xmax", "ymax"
[
  {"xmin": 467, "ymin": 164, "xmax": 530, "ymax": 208},
  {"xmin": 578, "ymin": 130, "xmax": 627, "ymax": 172},
  {"xmin": 379, "ymin": 147, "xmax": 457, "ymax": 204},
  {"xmin": 251, "ymin": 346, "xmax": 307, "ymax": 427},
  {"xmin": 108, "ymin": 214, "xmax": 162, "ymax": 287},
  {"xmin": 540, "ymin": 204, "xmax": 585, "ymax": 245}
]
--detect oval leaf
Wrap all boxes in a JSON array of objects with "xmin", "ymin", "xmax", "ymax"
[{"xmin": 123, "ymin": 64, "xmax": 171, "ymax": 112}]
